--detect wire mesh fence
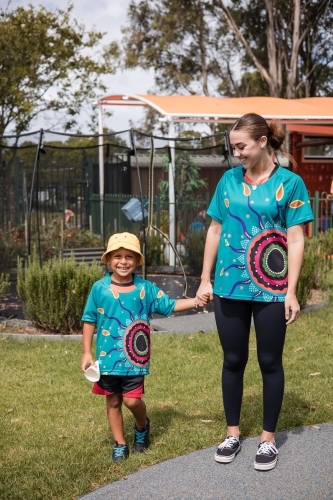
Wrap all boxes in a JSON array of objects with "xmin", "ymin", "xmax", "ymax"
[{"xmin": 0, "ymin": 127, "xmax": 233, "ymax": 266}]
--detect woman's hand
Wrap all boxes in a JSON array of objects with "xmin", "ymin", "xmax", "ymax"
[
  {"xmin": 196, "ymin": 281, "xmax": 213, "ymax": 305},
  {"xmin": 285, "ymin": 292, "xmax": 300, "ymax": 325}
]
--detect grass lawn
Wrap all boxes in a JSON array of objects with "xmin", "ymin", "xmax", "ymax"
[{"xmin": 1, "ymin": 303, "xmax": 333, "ymax": 500}]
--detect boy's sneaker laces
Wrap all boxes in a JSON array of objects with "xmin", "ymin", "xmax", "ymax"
[
  {"xmin": 133, "ymin": 417, "xmax": 150, "ymax": 452},
  {"xmin": 214, "ymin": 436, "xmax": 241, "ymax": 463},
  {"xmin": 112, "ymin": 442, "xmax": 129, "ymax": 463}
]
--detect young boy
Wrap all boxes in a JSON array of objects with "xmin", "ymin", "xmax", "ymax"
[{"xmin": 81, "ymin": 232, "xmax": 209, "ymax": 463}]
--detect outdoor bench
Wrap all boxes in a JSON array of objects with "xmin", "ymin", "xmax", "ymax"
[{"xmin": 60, "ymin": 247, "xmax": 105, "ymax": 265}]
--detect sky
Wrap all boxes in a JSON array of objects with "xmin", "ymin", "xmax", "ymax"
[{"xmin": 9, "ymin": 0, "xmax": 156, "ymax": 133}]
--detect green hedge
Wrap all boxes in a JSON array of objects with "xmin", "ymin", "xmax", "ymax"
[
  {"xmin": 0, "ymin": 229, "xmax": 26, "ymax": 274},
  {"xmin": 17, "ymin": 255, "xmax": 104, "ymax": 334},
  {"xmin": 0, "ymin": 273, "xmax": 10, "ymax": 299},
  {"xmin": 296, "ymin": 241, "xmax": 321, "ymax": 308}
]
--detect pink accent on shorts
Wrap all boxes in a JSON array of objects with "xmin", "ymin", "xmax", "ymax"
[{"xmin": 92, "ymin": 382, "xmax": 144, "ymax": 398}]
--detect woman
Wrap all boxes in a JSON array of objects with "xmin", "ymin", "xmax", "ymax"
[{"xmin": 196, "ymin": 113, "xmax": 313, "ymax": 471}]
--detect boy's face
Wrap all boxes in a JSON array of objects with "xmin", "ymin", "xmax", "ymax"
[{"xmin": 106, "ymin": 247, "xmax": 139, "ymax": 282}]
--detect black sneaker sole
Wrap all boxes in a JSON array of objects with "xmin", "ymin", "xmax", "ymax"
[
  {"xmin": 112, "ymin": 455, "xmax": 128, "ymax": 463},
  {"xmin": 214, "ymin": 444, "xmax": 241, "ymax": 463}
]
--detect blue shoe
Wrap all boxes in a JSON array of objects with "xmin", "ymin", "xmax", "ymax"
[
  {"xmin": 133, "ymin": 417, "xmax": 150, "ymax": 452},
  {"xmin": 112, "ymin": 442, "xmax": 129, "ymax": 463}
]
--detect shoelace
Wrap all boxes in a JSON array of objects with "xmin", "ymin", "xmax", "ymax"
[
  {"xmin": 257, "ymin": 441, "xmax": 278, "ymax": 456},
  {"xmin": 134, "ymin": 427, "xmax": 148, "ymax": 444},
  {"xmin": 114, "ymin": 445, "xmax": 127, "ymax": 457},
  {"xmin": 218, "ymin": 436, "xmax": 239, "ymax": 449}
]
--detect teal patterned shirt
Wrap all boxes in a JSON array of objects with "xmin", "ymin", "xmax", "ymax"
[
  {"xmin": 82, "ymin": 274, "xmax": 176, "ymax": 376},
  {"xmin": 207, "ymin": 166, "xmax": 314, "ymax": 302}
]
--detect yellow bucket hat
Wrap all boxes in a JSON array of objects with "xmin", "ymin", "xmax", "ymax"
[{"xmin": 101, "ymin": 232, "xmax": 144, "ymax": 266}]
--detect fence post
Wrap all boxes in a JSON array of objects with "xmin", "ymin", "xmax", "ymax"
[
  {"xmin": 156, "ymin": 195, "xmax": 160, "ymax": 230},
  {"xmin": 14, "ymin": 156, "xmax": 20, "ymax": 227},
  {"xmin": 313, "ymin": 191, "xmax": 319, "ymax": 238}
]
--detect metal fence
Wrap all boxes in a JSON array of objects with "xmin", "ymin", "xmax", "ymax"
[
  {"xmin": 0, "ymin": 128, "xmax": 331, "ymax": 260},
  {"xmin": 0, "ymin": 129, "xmax": 226, "ymax": 255}
]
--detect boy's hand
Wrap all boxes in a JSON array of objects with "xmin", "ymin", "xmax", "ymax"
[
  {"xmin": 196, "ymin": 292, "xmax": 210, "ymax": 307},
  {"xmin": 81, "ymin": 353, "xmax": 95, "ymax": 372}
]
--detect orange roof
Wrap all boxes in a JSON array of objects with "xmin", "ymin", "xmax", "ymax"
[{"xmin": 99, "ymin": 94, "xmax": 333, "ymax": 123}]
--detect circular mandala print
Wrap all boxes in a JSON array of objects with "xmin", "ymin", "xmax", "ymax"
[
  {"xmin": 123, "ymin": 320, "xmax": 151, "ymax": 366},
  {"xmin": 246, "ymin": 229, "xmax": 288, "ymax": 294}
]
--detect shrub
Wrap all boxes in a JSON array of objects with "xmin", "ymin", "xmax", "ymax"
[
  {"xmin": 296, "ymin": 240, "xmax": 321, "ymax": 308},
  {"xmin": 184, "ymin": 230, "xmax": 207, "ymax": 270},
  {"xmin": 0, "ymin": 228, "xmax": 26, "ymax": 274},
  {"xmin": 33, "ymin": 217, "xmax": 104, "ymax": 260},
  {"xmin": 144, "ymin": 233, "xmax": 165, "ymax": 266},
  {"xmin": 318, "ymin": 228, "xmax": 333, "ymax": 256},
  {"xmin": 17, "ymin": 255, "xmax": 104, "ymax": 333},
  {"xmin": 0, "ymin": 273, "xmax": 10, "ymax": 299}
]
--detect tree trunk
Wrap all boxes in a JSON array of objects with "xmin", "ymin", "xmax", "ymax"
[
  {"xmin": 264, "ymin": 0, "xmax": 280, "ymax": 96},
  {"xmin": 286, "ymin": 0, "xmax": 301, "ymax": 98}
]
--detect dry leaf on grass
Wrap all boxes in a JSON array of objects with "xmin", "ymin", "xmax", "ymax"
[
  {"xmin": 309, "ymin": 372, "xmax": 321, "ymax": 376},
  {"xmin": 201, "ymin": 419, "xmax": 213, "ymax": 423},
  {"xmin": 293, "ymin": 347, "xmax": 304, "ymax": 352},
  {"xmin": 6, "ymin": 408, "xmax": 14, "ymax": 413},
  {"xmin": 154, "ymin": 441, "xmax": 165, "ymax": 446}
]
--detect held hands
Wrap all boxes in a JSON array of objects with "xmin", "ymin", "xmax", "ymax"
[
  {"xmin": 194, "ymin": 292, "xmax": 210, "ymax": 308},
  {"xmin": 196, "ymin": 281, "xmax": 213, "ymax": 306},
  {"xmin": 285, "ymin": 292, "xmax": 300, "ymax": 325},
  {"xmin": 81, "ymin": 352, "xmax": 95, "ymax": 372}
]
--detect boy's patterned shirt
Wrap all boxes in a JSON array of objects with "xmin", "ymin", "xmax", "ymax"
[
  {"xmin": 207, "ymin": 166, "xmax": 314, "ymax": 302},
  {"xmin": 82, "ymin": 274, "xmax": 176, "ymax": 376}
]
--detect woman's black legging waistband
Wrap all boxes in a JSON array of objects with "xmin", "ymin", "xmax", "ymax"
[{"xmin": 213, "ymin": 295, "xmax": 287, "ymax": 433}]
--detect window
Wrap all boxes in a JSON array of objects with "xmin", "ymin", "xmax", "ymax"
[{"xmin": 303, "ymin": 136, "xmax": 333, "ymax": 160}]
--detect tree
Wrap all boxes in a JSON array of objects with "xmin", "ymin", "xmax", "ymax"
[
  {"xmin": 213, "ymin": 0, "xmax": 333, "ymax": 98},
  {"xmin": 122, "ymin": 0, "xmax": 333, "ymax": 102},
  {"xmin": 122, "ymin": 0, "xmax": 238, "ymax": 137},
  {"xmin": 158, "ymin": 151, "xmax": 208, "ymax": 234},
  {"xmin": 0, "ymin": 3, "xmax": 119, "ymax": 136}
]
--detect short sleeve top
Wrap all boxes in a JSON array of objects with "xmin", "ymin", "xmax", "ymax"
[
  {"xmin": 207, "ymin": 166, "xmax": 314, "ymax": 302},
  {"xmin": 82, "ymin": 274, "xmax": 176, "ymax": 376}
]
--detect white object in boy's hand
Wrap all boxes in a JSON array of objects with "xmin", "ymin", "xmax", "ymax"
[{"xmin": 84, "ymin": 361, "xmax": 100, "ymax": 382}]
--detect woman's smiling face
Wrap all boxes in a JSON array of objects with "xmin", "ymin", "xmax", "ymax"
[{"xmin": 230, "ymin": 129, "xmax": 267, "ymax": 170}]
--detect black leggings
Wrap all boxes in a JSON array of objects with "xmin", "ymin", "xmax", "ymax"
[{"xmin": 213, "ymin": 296, "xmax": 287, "ymax": 433}]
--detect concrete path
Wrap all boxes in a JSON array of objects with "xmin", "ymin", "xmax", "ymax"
[
  {"xmin": 151, "ymin": 311, "xmax": 217, "ymax": 334},
  {"xmin": 78, "ymin": 422, "xmax": 333, "ymax": 500}
]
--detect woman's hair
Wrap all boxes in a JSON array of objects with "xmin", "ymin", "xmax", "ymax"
[{"xmin": 231, "ymin": 112, "xmax": 297, "ymax": 167}]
